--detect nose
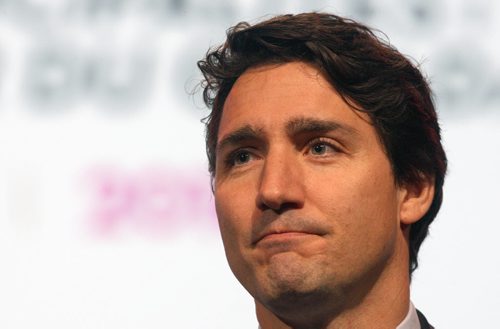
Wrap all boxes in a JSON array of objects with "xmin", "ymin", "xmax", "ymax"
[{"xmin": 257, "ymin": 149, "xmax": 305, "ymax": 212}]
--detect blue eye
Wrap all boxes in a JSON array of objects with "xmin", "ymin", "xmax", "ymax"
[
  {"xmin": 226, "ymin": 150, "xmax": 254, "ymax": 167},
  {"xmin": 308, "ymin": 139, "xmax": 339, "ymax": 157},
  {"xmin": 311, "ymin": 143, "xmax": 328, "ymax": 155},
  {"xmin": 234, "ymin": 151, "xmax": 251, "ymax": 165},
  {"xmin": 311, "ymin": 143, "xmax": 334, "ymax": 155}
]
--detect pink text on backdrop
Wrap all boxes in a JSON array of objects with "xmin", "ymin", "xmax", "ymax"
[{"xmin": 85, "ymin": 166, "xmax": 218, "ymax": 237}]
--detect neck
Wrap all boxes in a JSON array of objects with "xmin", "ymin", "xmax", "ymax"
[{"xmin": 256, "ymin": 233, "xmax": 411, "ymax": 329}]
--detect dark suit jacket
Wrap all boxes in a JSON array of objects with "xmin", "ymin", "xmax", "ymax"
[{"xmin": 416, "ymin": 309, "xmax": 434, "ymax": 329}]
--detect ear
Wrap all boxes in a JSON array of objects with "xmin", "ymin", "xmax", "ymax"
[{"xmin": 398, "ymin": 176, "xmax": 435, "ymax": 225}]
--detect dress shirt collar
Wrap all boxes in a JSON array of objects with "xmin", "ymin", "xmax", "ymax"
[
  {"xmin": 396, "ymin": 302, "xmax": 421, "ymax": 329},
  {"xmin": 257, "ymin": 301, "xmax": 421, "ymax": 329}
]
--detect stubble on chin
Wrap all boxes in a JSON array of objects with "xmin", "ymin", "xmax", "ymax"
[
  {"xmin": 257, "ymin": 253, "xmax": 342, "ymax": 310},
  {"xmin": 255, "ymin": 258, "xmax": 345, "ymax": 329}
]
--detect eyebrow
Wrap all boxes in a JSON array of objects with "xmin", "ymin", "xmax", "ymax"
[
  {"xmin": 285, "ymin": 117, "xmax": 360, "ymax": 137},
  {"xmin": 216, "ymin": 125, "xmax": 262, "ymax": 153},
  {"xmin": 216, "ymin": 117, "xmax": 360, "ymax": 153}
]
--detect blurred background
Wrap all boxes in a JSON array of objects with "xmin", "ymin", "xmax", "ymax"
[{"xmin": 0, "ymin": 0, "xmax": 498, "ymax": 328}]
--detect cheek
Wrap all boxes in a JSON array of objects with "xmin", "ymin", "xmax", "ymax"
[
  {"xmin": 339, "ymin": 157, "xmax": 399, "ymax": 219},
  {"xmin": 315, "ymin": 163, "xmax": 400, "ymax": 249},
  {"xmin": 214, "ymin": 186, "xmax": 253, "ymax": 256},
  {"xmin": 214, "ymin": 190, "xmax": 259, "ymax": 290},
  {"xmin": 215, "ymin": 197, "xmax": 239, "ymax": 246}
]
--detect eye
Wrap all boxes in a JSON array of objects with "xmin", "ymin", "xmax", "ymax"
[
  {"xmin": 308, "ymin": 139, "xmax": 339, "ymax": 157},
  {"xmin": 226, "ymin": 149, "xmax": 255, "ymax": 167},
  {"xmin": 311, "ymin": 143, "xmax": 329, "ymax": 155},
  {"xmin": 234, "ymin": 151, "xmax": 251, "ymax": 165}
]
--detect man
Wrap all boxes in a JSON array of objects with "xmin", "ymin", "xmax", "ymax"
[{"xmin": 197, "ymin": 13, "xmax": 447, "ymax": 329}]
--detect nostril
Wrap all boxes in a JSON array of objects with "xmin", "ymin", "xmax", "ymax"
[
  {"xmin": 257, "ymin": 193, "xmax": 281, "ymax": 211},
  {"xmin": 275, "ymin": 201, "xmax": 302, "ymax": 214},
  {"xmin": 258, "ymin": 199, "xmax": 299, "ymax": 213},
  {"xmin": 257, "ymin": 189, "xmax": 304, "ymax": 213}
]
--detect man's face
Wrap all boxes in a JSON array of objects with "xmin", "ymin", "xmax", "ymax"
[{"xmin": 213, "ymin": 62, "xmax": 408, "ymax": 310}]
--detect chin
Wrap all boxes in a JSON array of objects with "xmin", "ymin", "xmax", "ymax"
[
  {"xmin": 259, "ymin": 263, "xmax": 336, "ymax": 309},
  {"xmin": 250, "ymin": 260, "xmax": 347, "ymax": 327},
  {"xmin": 258, "ymin": 280, "xmax": 341, "ymax": 329},
  {"xmin": 264, "ymin": 253, "xmax": 326, "ymax": 290}
]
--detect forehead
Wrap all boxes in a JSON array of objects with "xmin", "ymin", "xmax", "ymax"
[{"xmin": 218, "ymin": 61, "xmax": 371, "ymax": 140}]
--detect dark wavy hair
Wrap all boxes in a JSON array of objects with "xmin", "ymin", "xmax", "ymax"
[{"xmin": 197, "ymin": 12, "xmax": 447, "ymax": 274}]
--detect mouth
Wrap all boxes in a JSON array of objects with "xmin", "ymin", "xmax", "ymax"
[{"xmin": 253, "ymin": 228, "xmax": 325, "ymax": 246}]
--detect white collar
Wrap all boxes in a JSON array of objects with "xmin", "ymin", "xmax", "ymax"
[
  {"xmin": 396, "ymin": 302, "xmax": 421, "ymax": 329},
  {"xmin": 258, "ymin": 302, "xmax": 421, "ymax": 329}
]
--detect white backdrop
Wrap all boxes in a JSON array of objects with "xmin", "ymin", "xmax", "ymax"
[{"xmin": 0, "ymin": 0, "xmax": 499, "ymax": 328}]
